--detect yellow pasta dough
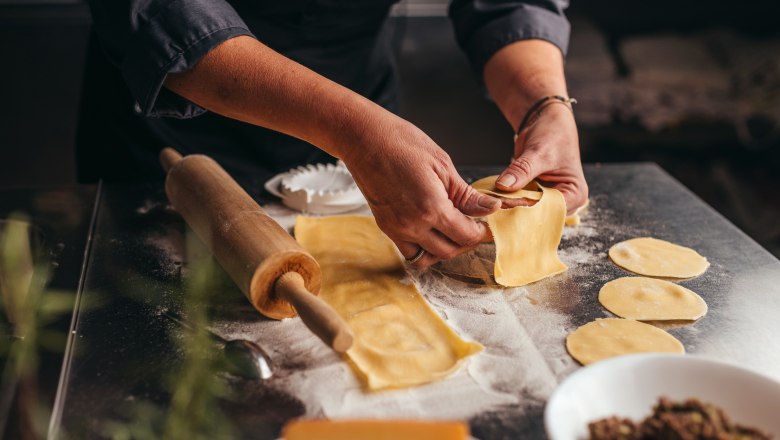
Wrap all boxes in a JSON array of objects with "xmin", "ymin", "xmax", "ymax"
[
  {"xmin": 609, "ymin": 237, "xmax": 710, "ymax": 278},
  {"xmin": 564, "ymin": 198, "xmax": 590, "ymax": 226},
  {"xmin": 471, "ymin": 175, "xmax": 587, "ymax": 226},
  {"xmin": 282, "ymin": 419, "xmax": 470, "ymax": 440},
  {"xmin": 566, "ymin": 318, "xmax": 685, "ymax": 365},
  {"xmin": 599, "ymin": 276, "xmax": 707, "ymax": 321},
  {"xmin": 472, "ymin": 176, "xmax": 567, "ymax": 287},
  {"xmin": 471, "ymin": 176, "xmax": 543, "ymax": 201},
  {"xmin": 294, "ymin": 215, "xmax": 482, "ymax": 390}
]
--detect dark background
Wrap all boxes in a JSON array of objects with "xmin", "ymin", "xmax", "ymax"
[{"xmin": 0, "ymin": 0, "xmax": 778, "ymax": 256}]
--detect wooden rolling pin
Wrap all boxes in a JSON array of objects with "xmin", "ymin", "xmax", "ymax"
[{"xmin": 160, "ymin": 148, "xmax": 353, "ymax": 353}]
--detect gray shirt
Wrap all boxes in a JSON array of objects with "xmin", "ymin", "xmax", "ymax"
[{"xmin": 78, "ymin": 0, "xmax": 570, "ymax": 184}]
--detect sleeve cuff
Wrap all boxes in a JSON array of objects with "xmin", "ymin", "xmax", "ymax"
[
  {"xmin": 121, "ymin": 0, "xmax": 254, "ymax": 118},
  {"xmin": 461, "ymin": 5, "xmax": 571, "ymax": 77}
]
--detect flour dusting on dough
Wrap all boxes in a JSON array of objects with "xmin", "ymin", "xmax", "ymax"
[
  {"xmin": 211, "ymin": 264, "xmax": 575, "ymax": 422},
  {"xmin": 202, "ymin": 203, "xmax": 584, "ymax": 423}
]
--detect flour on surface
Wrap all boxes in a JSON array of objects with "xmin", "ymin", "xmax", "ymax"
[
  {"xmin": 212, "ymin": 250, "xmax": 576, "ymax": 421},
  {"xmin": 203, "ymin": 202, "xmax": 613, "ymax": 421}
]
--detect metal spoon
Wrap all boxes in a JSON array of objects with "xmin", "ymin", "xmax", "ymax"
[{"xmin": 163, "ymin": 311, "xmax": 273, "ymax": 380}]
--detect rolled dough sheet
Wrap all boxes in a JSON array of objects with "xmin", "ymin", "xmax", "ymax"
[
  {"xmin": 599, "ymin": 276, "xmax": 707, "ymax": 321},
  {"xmin": 566, "ymin": 318, "xmax": 685, "ymax": 365},
  {"xmin": 609, "ymin": 237, "xmax": 710, "ymax": 278},
  {"xmin": 294, "ymin": 215, "xmax": 482, "ymax": 390},
  {"xmin": 472, "ymin": 176, "xmax": 567, "ymax": 287}
]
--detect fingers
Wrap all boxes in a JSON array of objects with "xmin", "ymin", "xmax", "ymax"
[
  {"xmin": 451, "ymin": 179, "xmax": 501, "ymax": 218},
  {"xmin": 396, "ymin": 240, "xmax": 440, "ymax": 268},
  {"xmin": 553, "ymin": 181, "xmax": 589, "ymax": 215},
  {"xmin": 388, "ymin": 171, "xmax": 501, "ymax": 269},
  {"xmin": 496, "ymin": 150, "xmax": 588, "ymax": 214},
  {"xmin": 436, "ymin": 210, "xmax": 493, "ymax": 246},
  {"xmin": 394, "ymin": 220, "xmax": 488, "ymax": 269},
  {"xmin": 495, "ymin": 153, "xmax": 538, "ymax": 192},
  {"xmin": 378, "ymin": 189, "xmax": 494, "ymax": 270},
  {"xmin": 396, "ymin": 236, "xmax": 456, "ymax": 269}
]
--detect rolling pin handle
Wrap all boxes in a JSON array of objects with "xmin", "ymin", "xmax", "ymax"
[
  {"xmin": 275, "ymin": 271, "xmax": 354, "ymax": 353},
  {"xmin": 160, "ymin": 147, "xmax": 184, "ymax": 173}
]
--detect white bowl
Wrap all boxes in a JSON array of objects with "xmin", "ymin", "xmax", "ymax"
[{"xmin": 545, "ymin": 354, "xmax": 780, "ymax": 440}]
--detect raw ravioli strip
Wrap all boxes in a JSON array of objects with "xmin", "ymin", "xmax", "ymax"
[{"xmin": 294, "ymin": 215, "xmax": 482, "ymax": 390}]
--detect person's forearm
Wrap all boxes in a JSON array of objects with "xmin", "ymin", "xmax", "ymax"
[
  {"xmin": 164, "ymin": 34, "xmax": 502, "ymax": 269},
  {"xmin": 164, "ymin": 35, "xmax": 390, "ymax": 162},
  {"xmin": 483, "ymin": 40, "xmax": 569, "ymax": 131},
  {"xmin": 483, "ymin": 39, "xmax": 587, "ymax": 212}
]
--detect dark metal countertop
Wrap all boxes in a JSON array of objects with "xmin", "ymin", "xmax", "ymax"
[{"xmin": 48, "ymin": 164, "xmax": 780, "ymax": 439}]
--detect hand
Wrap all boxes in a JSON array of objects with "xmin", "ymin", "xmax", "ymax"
[
  {"xmin": 495, "ymin": 104, "xmax": 588, "ymax": 214},
  {"xmin": 341, "ymin": 118, "xmax": 501, "ymax": 269},
  {"xmin": 162, "ymin": 35, "xmax": 502, "ymax": 263}
]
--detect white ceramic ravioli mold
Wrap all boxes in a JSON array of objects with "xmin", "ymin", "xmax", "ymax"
[{"xmin": 264, "ymin": 162, "xmax": 367, "ymax": 214}]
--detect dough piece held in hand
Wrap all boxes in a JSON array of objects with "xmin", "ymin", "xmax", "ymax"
[
  {"xmin": 566, "ymin": 318, "xmax": 685, "ymax": 365},
  {"xmin": 471, "ymin": 175, "xmax": 542, "ymax": 201},
  {"xmin": 599, "ymin": 277, "xmax": 707, "ymax": 321},
  {"xmin": 609, "ymin": 237, "xmax": 709, "ymax": 278},
  {"xmin": 472, "ymin": 176, "xmax": 567, "ymax": 287}
]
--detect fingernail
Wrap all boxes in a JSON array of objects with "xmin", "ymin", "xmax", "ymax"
[
  {"xmin": 478, "ymin": 196, "xmax": 500, "ymax": 209},
  {"xmin": 496, "ymin": 174, "xmax": 516, "ymax": 188}
]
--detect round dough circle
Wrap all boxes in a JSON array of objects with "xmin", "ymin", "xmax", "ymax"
[
  {"xmin": 599, "ymin": 277, "xmax": 707, "ymax": 321},
  {"xmin": 566, "ymin": 318, "xmax": 684, "ymax": 365},
  {"xmin": 608, "ymin": 237, "xmax": 709, "ymax": 278}
]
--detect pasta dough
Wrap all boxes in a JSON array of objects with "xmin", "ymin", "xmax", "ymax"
[
  {"xmin": 566, "ymin": 318, "xmax": 685, "ymax": 365},
  {"xmin": 599, "ymin": 277, "xmax": 707, "ymax": 321},
  {"xmin": 564, "ymin": 198, "xmax": 590, "ymax": 226},
  {"xmin": 609, "ymin": 237, "xmax": 710, "ymax": 278},
  {"xmin": 471, "ymin": 176, "xmax": 542, "ymax": 201},
  {"xmin": 472, "ymin": 176, "xmax": 567, "ymax": 287},
  {"xmin": 294, "ymin": 215, "xmax": 482, "ymax": 390},
  {"xmin": 471, "ymin": 175, "xmax": 587, "ymax": 226},
  {"xmin": 282, "ymin": 420, "xmax": 469, "ymax": 440}
]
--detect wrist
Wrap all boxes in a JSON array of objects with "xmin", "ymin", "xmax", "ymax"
[
  {"xmin": 513, "ymin": 95, "xmax": 577, "ymax": 141},
  {"xmin": 513, "ymin": 102, "xmax": 580, "ymax": 158},
  {"xmin": 312, "ymin": 94, "xmax": 387, "ymax": 161},
  {"xmin": 329, "ymin": 102, "xmax": 410, "ymax": 169},
  {"xmin": 483, "ymin": 40, "xmax": 568, "ymax": 130}
]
